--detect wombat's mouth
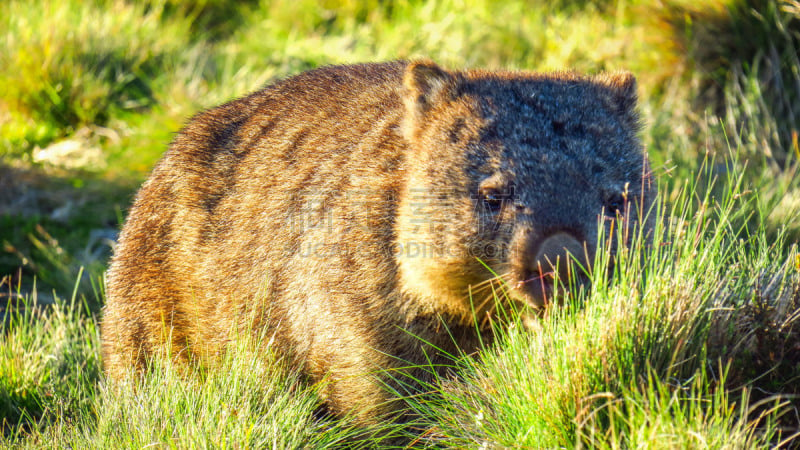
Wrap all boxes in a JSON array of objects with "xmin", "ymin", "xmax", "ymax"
[
  {"xmin": 516, "ymin": 271, "xmax": 557, "ymax": 308},
  {"xmin": 513, "ymin": 267, "xmax": 589, "ymax": 309},
  {"xmin": 510, "ymin": 231, "xmax": 592, "ymax": 309}
]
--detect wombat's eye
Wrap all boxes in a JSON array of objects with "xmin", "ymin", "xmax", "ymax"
[
  {"xmin": 484, "ymin": 192, "xmax": 503, "ymax": 212},
  {"xmin": 480, "ymin": 187, "xmax": 509, "ymax": 213},
  {"xmin": 604, "ymin": 194, "xmax": 626, "ymax": 216}
]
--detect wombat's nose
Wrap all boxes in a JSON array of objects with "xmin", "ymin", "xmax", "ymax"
[{"xmin": 533, "ymin": 232, "xmax": 587, "ymax": 281}]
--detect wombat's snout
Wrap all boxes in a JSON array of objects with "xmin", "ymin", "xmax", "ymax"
[{"xmin": 516, "ymin": 231, "xmax": 590, "ymax": 307}]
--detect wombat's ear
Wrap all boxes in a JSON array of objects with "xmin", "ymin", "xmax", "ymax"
[
  {"xmin": 402, "ymin": 60, "xmax": 459, "ymax": 139},
  {"xmin": 597, "ymin": 71, "xmax": 639, "ymax": 126}
]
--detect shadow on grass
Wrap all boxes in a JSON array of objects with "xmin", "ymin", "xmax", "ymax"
[{"xmin": 0, "ymin": 162, "xmax": 140, "ymax": 312}]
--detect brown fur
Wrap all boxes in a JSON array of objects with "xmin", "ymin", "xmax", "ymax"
[{"xmin": 102, "ymin": 60, "xmax": 655, "ymax": 421}]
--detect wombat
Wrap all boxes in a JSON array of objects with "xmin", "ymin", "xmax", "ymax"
[{"xmin": 102, "ymin": 60, "xmax": 655, "ymax": 421}]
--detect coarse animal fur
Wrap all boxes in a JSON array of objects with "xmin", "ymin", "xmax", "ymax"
[{"xmin": 102, "ymin": 60, "xmax": 655, "ymax": 421}]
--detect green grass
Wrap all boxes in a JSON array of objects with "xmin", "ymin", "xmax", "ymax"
[
  {"xmin": 2, "ymin": 0, "xmax": 800, "ymax": 447},
  {"xmin": 1, "ymin": 273, "xmax": 100, "ymax": 439}
]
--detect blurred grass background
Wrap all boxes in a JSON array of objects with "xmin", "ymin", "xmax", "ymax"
[{"xmin": 1, "ymin": 0, "xmax": 800, "ymax": 447}]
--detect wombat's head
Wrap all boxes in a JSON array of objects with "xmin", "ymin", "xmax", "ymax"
[{"xmin": 395, "ymin": 61, "xmax": 656, "ymax": 322}]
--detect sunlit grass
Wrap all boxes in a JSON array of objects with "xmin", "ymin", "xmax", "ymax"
[{"xmin": 1, "ymin": 291, "xmax": 390, "ymax": 448}]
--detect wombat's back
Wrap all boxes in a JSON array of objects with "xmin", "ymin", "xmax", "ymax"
[{"xmin": 102, "ymin": 62, "xmax": 418, "ymax": 380}]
